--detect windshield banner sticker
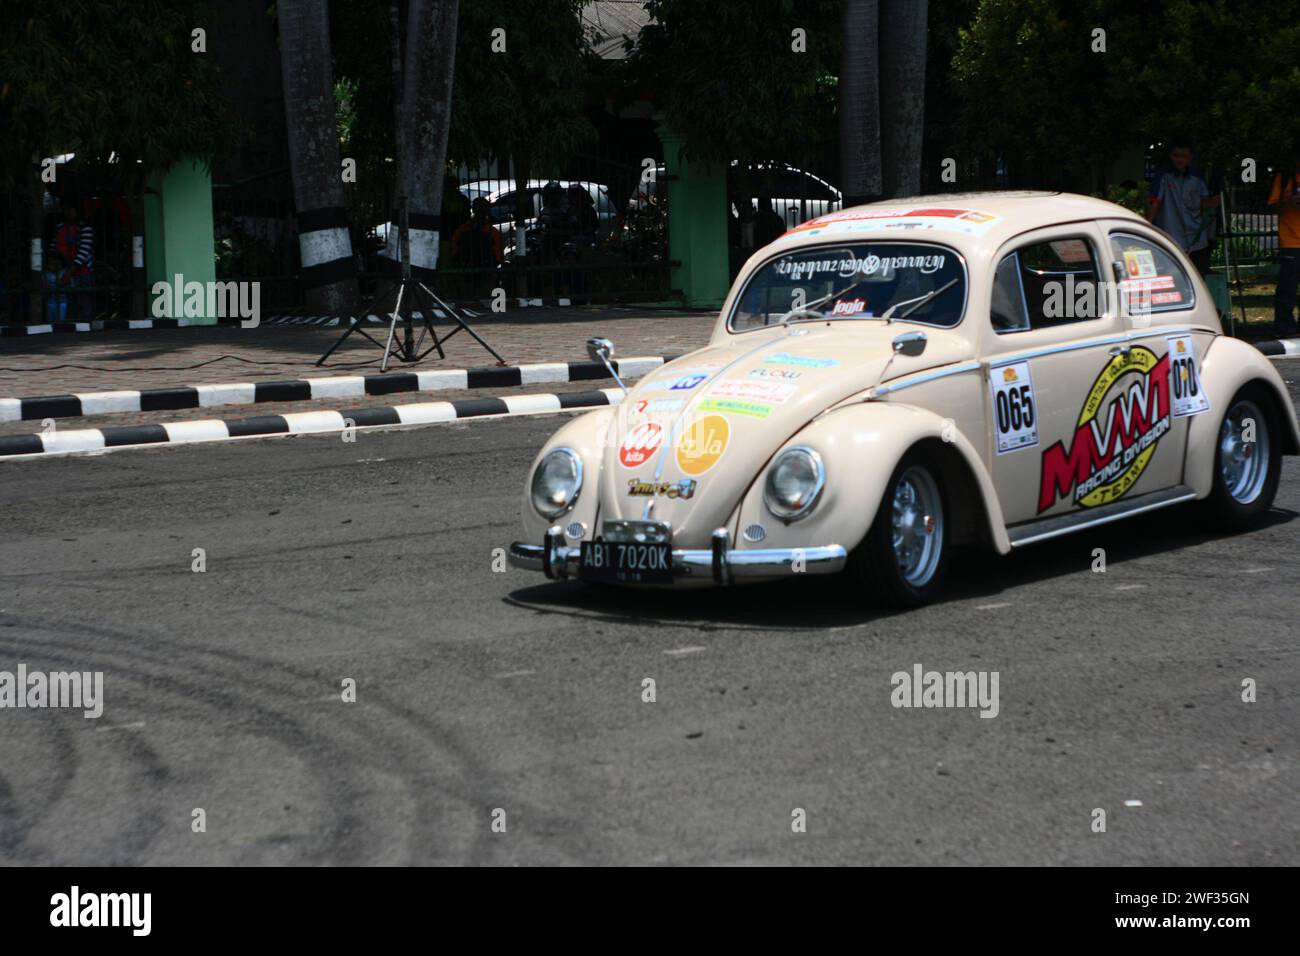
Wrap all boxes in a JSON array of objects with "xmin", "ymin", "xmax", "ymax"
[
  {"xmin": 774, "ymin": 251, "xmax": 947, "ymax": 282},
  {"xmin": 1037, "ymin": 346, "xmax": 1172, "ymax": 512}
]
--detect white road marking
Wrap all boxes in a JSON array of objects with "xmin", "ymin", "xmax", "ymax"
[
  {"xmin": 1114, "ymin": 584, "xmax": 1146, "ymax": 591},
  {"xmin": 1123, "ymin": 799, "xmax": 1143, "ymax": 807},
  {"xmin": 975, "ymin": 602, "xmax": 1011, "ymax": 610},
  {"xmin": 663, "ymin": 646, "xmax": 706, "ymax": 657}
]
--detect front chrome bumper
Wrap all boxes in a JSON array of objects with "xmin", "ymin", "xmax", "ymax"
[{"xmin": 508, "ymin": 527, "xmax": 848, "ymax": 586}]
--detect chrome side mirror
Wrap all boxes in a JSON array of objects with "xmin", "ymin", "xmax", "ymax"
[
  {"xmin": 891, "ymin": 330, "xmax": 928, "ymax": 357},
  {"xmin": 586, "ymin": 337, "xmax": 628, "ymax": 396}
]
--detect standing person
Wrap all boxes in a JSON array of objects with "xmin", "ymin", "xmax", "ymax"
[
  {"xmin": 753, "ymin": 196, "xmax": 788, "ymax": 248},
  {"xmin": 1147, "ymin": 141, "xmax": 1220, "ymax": 275},
  {"xmin": 1268, "ymin": 158, "xmax": 1300, "ymax": 338},
  {"xmin": 449, "ymin": 197, "xmax": 504, "ymax": 296},
  {"xmin": 55, "ymin": 199, "xmax": 95, "ymax": 319}
]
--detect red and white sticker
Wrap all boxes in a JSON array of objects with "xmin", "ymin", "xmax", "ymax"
[
  {"xmin": 1167, "ymin": 334, "xmax": 1210, "ymax": 418},
  {"xmin": 619, "ymin": 422, "xmax": 663, "ymax": 467}
]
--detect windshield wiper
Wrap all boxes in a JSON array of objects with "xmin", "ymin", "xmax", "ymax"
[
  {"xmin": 879, "ymin": 277, "xmax": 959, "ymax": 323},
  {"xmin": 772, "ymin": 268, "xmax": 869, "ymax": 326}
]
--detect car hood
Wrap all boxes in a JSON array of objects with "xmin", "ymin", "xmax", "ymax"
[{"xmin": 597, "ymin": 322, "xmax": 970, "ymax": 544}]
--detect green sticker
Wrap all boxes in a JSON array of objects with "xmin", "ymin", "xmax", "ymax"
[{"xmin": 698, "ymin": 398, "xmax": 773, "ymax": 419}]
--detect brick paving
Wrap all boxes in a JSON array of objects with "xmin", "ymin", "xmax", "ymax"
[{"xmin": 0, "ymin": 306, "xmax": 716, "ymax": 438}]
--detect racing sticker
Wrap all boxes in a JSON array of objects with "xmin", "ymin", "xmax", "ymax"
[
  {"xmin": 676, "ymin": 414, "xmax": 730, "ymax": 476},
  {"xmin": 790, "ymin": 207, "xmax": 1002, "ymax": 237},
  {"xmin": 709, "ymin": 379, "xmax": 797, "ymax": 404},
  {"xmin": 619, "ymin": 422, "xmax": 663, "ymax": 468},
  {"xmin": 1167, "ymin": 334, "xmax": 1210, "ymax": 418},
  {"xmin": 1123, "ymin": 249, "xmax": 1157, "ymax": 279},
  {"xmin": 989, "ymin": 360, "xmax": 1038, "ymax": 454},
  {"xmin": 1037, "ymin": 346, "xmax": 1172, "ymax": 513}
]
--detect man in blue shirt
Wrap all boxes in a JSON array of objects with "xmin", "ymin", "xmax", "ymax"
[{"xmin": 1147, "ymin": 142, "xmax": 1220, "ymax": 275}]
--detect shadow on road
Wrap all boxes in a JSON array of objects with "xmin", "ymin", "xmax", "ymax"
[{"xmin": 503, "ymin": 505, "xmax": 1296, "ymax": 630}]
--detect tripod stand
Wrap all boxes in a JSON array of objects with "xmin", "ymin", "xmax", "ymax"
[{"xmin": 316, "ymin": 198, "xmax": 506, "ymax": 371}]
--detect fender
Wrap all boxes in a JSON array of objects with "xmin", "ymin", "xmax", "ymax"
[
  {"xmin": 732, "ymin": 401, "xmax": 1012, "ymax": 556},
  {"xmin": 519, "ymin": 407, "xmax": 616, "ymax": 542},
  {"xmin": 1184, "ymin": 336, "xmax": 1300, "ymax": 498}
]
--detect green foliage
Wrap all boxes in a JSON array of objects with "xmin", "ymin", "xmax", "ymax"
[
  {"xmin": 0, "ymin": 0, "xmax": 236, "ymax": 188},
  {"xmin": 450, "ymin": 0, "xmax": 595, "ymax": 170},
  {"xmin": 952, "ymin": 0, "xmax": 1300, "ymax": 184},
  {"xmin": 623, "ymin": 0, "xmax": 841, "ymax": 165}
]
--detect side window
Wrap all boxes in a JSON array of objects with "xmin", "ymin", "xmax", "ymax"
[
  {"xmin": 1109, "ymin": 232, "xmax": 1194, "ymax": 314},
  {"xmin": 991, "ymin": 236, "xmax": 1103, "ymax": 333},
  {"xmin": 991, "ymin": 252, "xmax": 1029, "ymax": 332}
]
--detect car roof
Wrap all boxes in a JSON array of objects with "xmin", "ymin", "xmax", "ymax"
[{"xmin": 773, "ymin": 191, "xmax": 1146, "ymax": 251}]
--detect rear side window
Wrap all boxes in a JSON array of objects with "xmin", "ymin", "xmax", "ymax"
[
  {"xmin": 1109, "ymin": 232, "xmax": 1194, "ymax": 314},
  {"xmin": 991, "ymin": 236, "xmax": 1104, "ymax": 333}
]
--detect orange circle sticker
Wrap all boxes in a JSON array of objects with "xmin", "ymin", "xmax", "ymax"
[{"xmin": 676, "ymin": 414, "xmax": 729, "ymax": 475}]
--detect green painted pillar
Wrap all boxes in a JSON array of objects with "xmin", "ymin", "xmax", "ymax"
[
  {"xmin": 143, "ymin": 161, "xmax": 217, "ymax": 323},
  {"xmin": 659, "ymin": 123, "xmax": 730, "ymax": 310}
]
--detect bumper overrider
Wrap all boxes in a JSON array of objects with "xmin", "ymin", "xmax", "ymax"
[{"xmin": 507, "ymin": 526, "xmax": 848, "ymax": 586}]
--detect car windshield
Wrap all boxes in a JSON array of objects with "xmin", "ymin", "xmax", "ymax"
[{"xmin": 729, "ymin": 242, "xmax": 967, "ymax": 331}]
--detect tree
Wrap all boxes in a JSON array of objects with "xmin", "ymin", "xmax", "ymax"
[
  {"xmin": 626, "ymin": 0, "xmax": 840, "ymax": 169},
  {"xmin": 0, "ymin": 0, "xmax": 234, "ymax": 319},
  {"xmin": 451, "ymin": 0, "xmax": 595, "ymax": 291},
  {"xmin": 839, "ymin": 0, "xmax": 881, "ymax": 205},
  {"xmin": 278, "ymin": 0, "xmax": 358, "ymax": 311},
  {"xmin": 387, "ymin": 0, "xmax": 459, "ymax": 279},
  {"xmin": 879, "ymin": 0, "xmax": 928, "ymax": 197}
]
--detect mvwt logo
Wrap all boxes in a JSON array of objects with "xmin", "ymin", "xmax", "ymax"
[
  {"xmin": 1038, "ymin": 346, "xmax": 1171, "ymax": 512},
  {"xmin": 152, "ymin": 273, "xmax": 261, "ymax": 327}
]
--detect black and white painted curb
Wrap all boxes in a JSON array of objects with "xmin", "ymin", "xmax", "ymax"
[
  {"xmin": 0, "ymin": 355, "xmax": 675, "ymax": 423},
  {"xmin": 0, "ymin": 302, "xmax": 588, "ymax": 336},
  {"xmin": 1255, "ymin": 337, "xmax": 1300, "ymax": 357},
  {"xmin": 0, "ymin": 388, "xmax": 626, "ymax": 459}
]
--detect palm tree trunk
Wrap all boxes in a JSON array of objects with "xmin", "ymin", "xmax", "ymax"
[
  {"xmin": 277, "ymin": 0, "xmax": 357, "ymax": 312},
  {"xmin": 839, "ymin": 0, "xmax": 881, "ymax": 208},
  {"xmin": 880, "ymin": 0, "xmax": 928, "ymax": 199},
  {"xmin": 396, "ymin": 0, "xmax": 459, "ymax": 282}
]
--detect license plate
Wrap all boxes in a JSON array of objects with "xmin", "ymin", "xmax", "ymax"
[{"xmin": 579, "ymin": 540, "xmax": 673, "ymax": 584}]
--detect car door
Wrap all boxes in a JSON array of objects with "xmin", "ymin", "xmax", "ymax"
[
  {"xmin": 1100, "ymin": 222, "xmax": 1209, "ymax": 494},
  {"xmin": 981, "ymin": 224, "xmax": 1130, "ymax": 525}
]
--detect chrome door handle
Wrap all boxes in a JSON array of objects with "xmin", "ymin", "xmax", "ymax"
[{"xmin": 1109, "ymin": 344, "xmax": 1131, "ymax": 359}]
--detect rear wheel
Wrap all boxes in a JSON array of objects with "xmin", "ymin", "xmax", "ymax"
[
  {"xmin": 848, "ymin": 450, "xmax": 950, "ymax": 607},
  {"xmin": 1203, "ymin": 385, "xmax": 1280, "ymax": 530}
]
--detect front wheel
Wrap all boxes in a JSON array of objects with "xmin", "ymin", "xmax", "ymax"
[
  {"xmin": 1203, "ymin": 385, "xmax": 1281, "ymax": 530},
  {"xmin": 848, "ymin": 450, "xmax": 950, "ymax": 607}
]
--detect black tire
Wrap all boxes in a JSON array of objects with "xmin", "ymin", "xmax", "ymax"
[
  {"xmin": 1203, "ymin": 383, "xmax": 1281, "ymax": 531},
  {"xmin": 847, "ymin": 448, "xmax": 950, "ymax": 607}
]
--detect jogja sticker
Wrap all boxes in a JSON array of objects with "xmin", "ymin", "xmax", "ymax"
[
  {"xmin": 618, "ymin": 422, "xmax": 663, "ymax": 468},
  {"xmin": 1038, "ymin": 346, "xmax": 1172, "ymax": 512},
  {"xmin": 1167, "ymin": 334, "xmax": 1210, "ymax": 418},
  {"xmin": 709, "ymin": 379, "xmax": 797, "ymax": 404},
  {"xmin": 989, "ymin": 360, "xmax": 1038, "ymax": 454},
  {"xmin": 676, "ymin": 414, "xmax": 730, "ymax": 476},
  {"xmin": 627, "ymin": 478, "xmax": 696, "ymax": 499},
  {"xmin": 831, "ymin": 298, "xmax": 870, "ymax": 316}
]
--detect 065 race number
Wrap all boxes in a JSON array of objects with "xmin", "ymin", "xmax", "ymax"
[{"xmin": 990, "ymin": 360, "xmax": 1039, "ymax": 454}]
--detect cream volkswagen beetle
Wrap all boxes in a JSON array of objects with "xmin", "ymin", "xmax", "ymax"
[{"xmin": 508, "ymin": 192, "xmax": 1299, "ymax": 606}]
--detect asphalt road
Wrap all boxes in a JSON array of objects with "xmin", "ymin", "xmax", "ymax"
[{"xmin": 1, "ymin": 372, "xmax": 1297, "ymax": 865}]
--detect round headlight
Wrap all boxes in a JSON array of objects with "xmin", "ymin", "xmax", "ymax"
[
  {"xmin": 763, "ymin": 446, "xmax": 825, "ymax": 521},
  {"xmin": 530, "ymin": 448, "xmax": 583, "ymax": 519}
]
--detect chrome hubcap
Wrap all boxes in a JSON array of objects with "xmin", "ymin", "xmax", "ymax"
[
  {"xmin": 891, "ymin": 466, "xmax": 943, "ymax": 587},
  {"xmin": 1218, "ymin": 399, "xmax": 1269, "ymax": 504}
]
